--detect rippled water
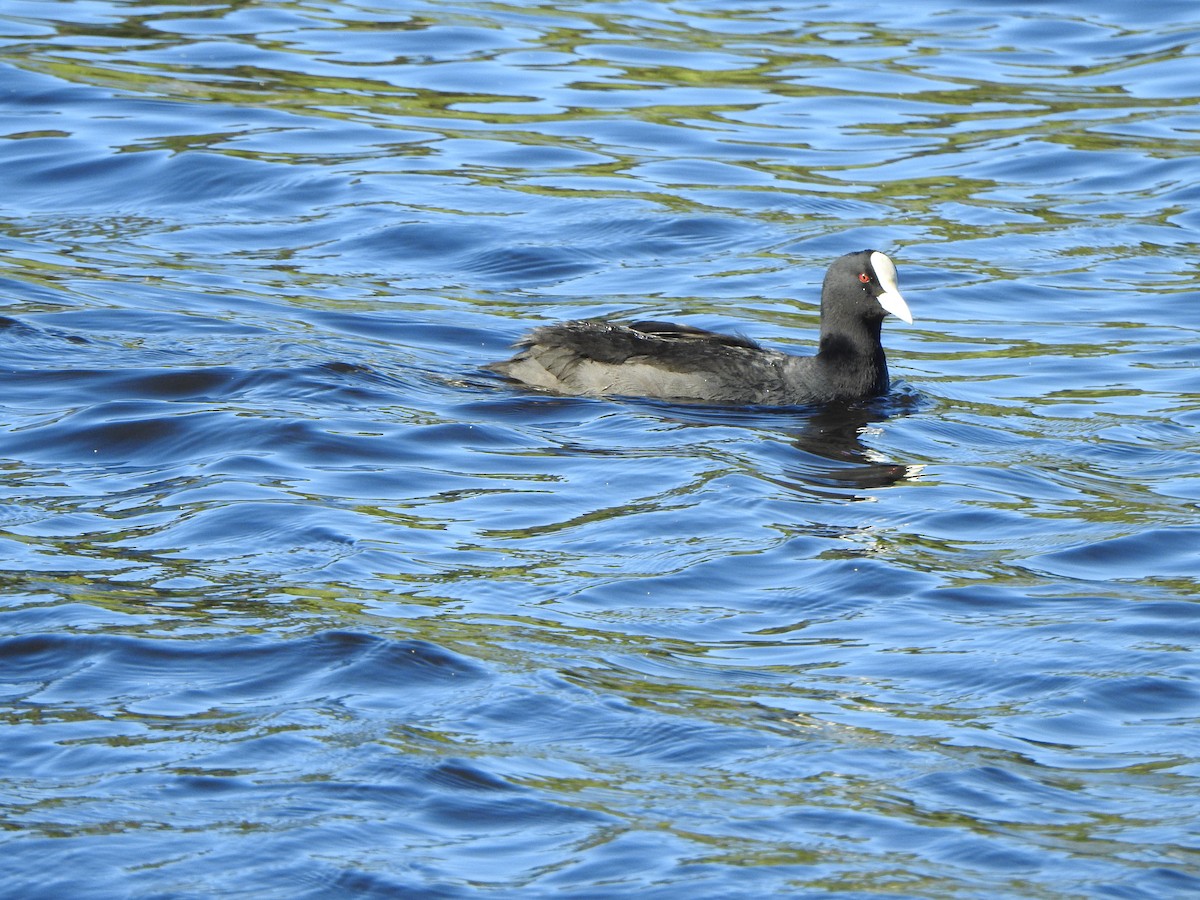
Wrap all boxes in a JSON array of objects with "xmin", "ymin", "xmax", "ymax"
[{"xmin": 2, "ymin": 1, "xmax": 1199, "ymax": 896}]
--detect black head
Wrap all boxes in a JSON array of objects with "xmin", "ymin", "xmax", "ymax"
[{"xmin": 820, "ymin": 249, "xmax": 912, "ymax": 328}]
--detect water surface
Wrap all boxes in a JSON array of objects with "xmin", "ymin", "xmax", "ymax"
[{"xmin": 2, "ymin": 1, "xmax": 1199, "ymax": 896}]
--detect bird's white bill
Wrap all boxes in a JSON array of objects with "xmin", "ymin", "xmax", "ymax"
[
  {"xmin": 870, "ymin": 251, "xmax": 913, "ymax": 323},
  {"xmin": 877, "ymin": 289, "xmax": 912, "ymax": 324}
]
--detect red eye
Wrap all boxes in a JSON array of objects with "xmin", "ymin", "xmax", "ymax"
[{"xmin": 858, "ymin": 273, "xmax": 871, "ymax": 284}]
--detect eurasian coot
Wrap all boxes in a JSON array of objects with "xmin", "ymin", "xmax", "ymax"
[{"xmin": 487, "ymin": 249, "xmax": 912, "ymax": 406}]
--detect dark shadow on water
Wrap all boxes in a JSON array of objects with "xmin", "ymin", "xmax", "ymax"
[
  {"xmin": 779, "ymin": 398, "xmax": 922, "ymax": 493},
  {"xmin": 473, "ymin": 371, "xmax": 926, "ymax": 496},
  {"xmin": 638, "ymin": 387, "xmax": 925, "ymax": 495}
]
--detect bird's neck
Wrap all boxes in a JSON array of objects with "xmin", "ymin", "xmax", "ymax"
[
  {"xmin": 818, "ymin": 315, "xmax": 883, "ymax": 355},
  {"xmin": 814, "ymin": 321, "xmax": 889, "ymax": 395}
]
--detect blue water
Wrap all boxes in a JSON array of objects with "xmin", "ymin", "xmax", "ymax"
[{"xmin": 2, "ymin": 1, "xmax": 1199, "ymax": 896}]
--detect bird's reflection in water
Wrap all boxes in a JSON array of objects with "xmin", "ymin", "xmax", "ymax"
[
  {"xmin": 632, "ymin": 389, "xmax": 924, "ymax": 498},
  {"xmin": 476, "ymin": 384, "xmax": 924, "ymax": 499},
  {"xmin": 780, "ymin": 400, "xmax": 923, "ymax": 495}
]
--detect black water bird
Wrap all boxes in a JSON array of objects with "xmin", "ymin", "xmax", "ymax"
[{"xmin": 487, "ymin": 249, "xmax": 913, "ymax": 406}]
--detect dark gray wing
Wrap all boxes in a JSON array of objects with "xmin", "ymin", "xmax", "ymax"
[{"xmin": 627, "ymin": 320, "xmax": 763, "ymax": 351}]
